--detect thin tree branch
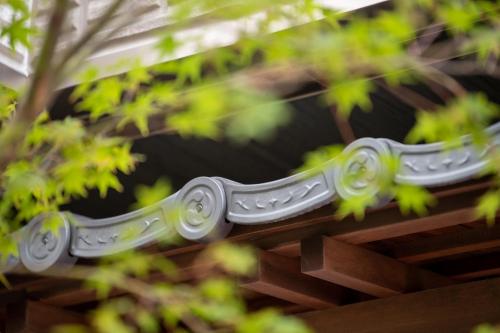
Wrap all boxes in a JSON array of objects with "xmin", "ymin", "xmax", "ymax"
[
  {"xmin": 330, "ymin": 106, "xmax": 356, "ymax": 144},
  {"xmin": 54, "ymin": 3, "xmax": 158, "ymax": 92},
  {"xmin": 53, "ymin": 0, "xmax": 127, "ymax": 79},
  {"xmin": 409, "ymin": 23, "xmax": 444, "ymax": 57},
  {"xmin": 422, "ymin": 77, "xmax": 453, "ymax": 103},
  {"xmin": 432, "ymin": 59, "xmax": 500, "ymax": 78},
  {"xmin": 0, "ymin": 0, "xmax": 70, "ymax": 171},
  {"xmin": 376, "ymin": 80, "xmax": 438, "ymax": 111},
  {"xmin": 420, "ymin": 65, "xmax": 468, "ymax": 97}
]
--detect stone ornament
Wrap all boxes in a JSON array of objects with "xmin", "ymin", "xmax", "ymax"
[
  {"xmin": 221, "ymin": 167, "xmax": 336, "ymax": 224},
  {"xmin": 175, "ymin": 177, "xmax": 231, "ymax": 242},
  {"xmin": 19, "ymin": 214, "xmax": 76, "ymax": 273},
  {"xmin": 334, "ymin": 138, "xmax": 392, "ymax": 205},
  {"xmin": 386, "ymin": 122, "xmax": 500, "ymax": 187},
  {"xmin": 3, "ymin": 122, "xmax": 499, "ymax": 273},
  {"xmin": 71, "ymin": 194, "xmax": 178, "ymax": 258}
]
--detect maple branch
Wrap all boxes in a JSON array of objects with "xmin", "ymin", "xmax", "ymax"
[
  {"xmin": 376, "ymin": 80, "xmax": 438, "ymax": 111},
  {"xmin": 0, "ymin": 0, "xmax": 70, "ymax": 171},
  {"xmin": 53, "ymin": 0, "xmax": 127, "ymax": 80}
]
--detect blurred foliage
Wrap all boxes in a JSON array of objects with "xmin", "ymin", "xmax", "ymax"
[
  {"xmin": 62, "ymin": 242, "xmax": 308, "ymax": 333},
  {"xmin": 0, "ymin": 0, "xmax": 35, "ymax": 50},
  {"xmin": 0, "ymin": 85, "xmax": 17, "ymax": 123},
  {"xmin": 474, "ymin": 324, "xmax": 500, "ymax": 333},
  {"xmin": 132, "ymin": 178, "xmax": 173, "ymax": 210},
  {"xmin": 0, "ymin": 0, "xmax": 499, "ymax": 332}
]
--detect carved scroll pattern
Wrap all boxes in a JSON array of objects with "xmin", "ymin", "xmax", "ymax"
[
  {"xmin": 386, "ymin": 123, "xmax": 500, "ymax": 187},
  {"xmin": 71, "ymin": 196, "xmax": 177, "ymax": 258},
  {"xmin": 399, "ymin": 148, "xmax": 481, "ymax": 184},
  {"xmin": 223, "ymin": 169, "xmax": 335, "ymax": 224}
]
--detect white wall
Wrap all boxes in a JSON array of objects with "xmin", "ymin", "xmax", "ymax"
[{"xmin": 0, "ymin": 0, "xmax": 387, "ymax": 88}]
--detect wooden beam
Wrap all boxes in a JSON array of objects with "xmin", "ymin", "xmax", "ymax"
[
  {"xmin": 428, "ymin": 252, "xmax": 500, "ymax": 280},
  {"xmin": 0, "ymin": 277, "xmax": 70, "ymax": 299},
  {"xmin": 6, "ymin": 301, "xmax": 86, "ymax": 333},
  {"xmin": 0, "ymin": 290, "xmax": 25, "ymax": 306},
  {"xmin": 301, "ymin": 236, "xmax": 452, "ymax": 297},
  {"xmin": 299, "ymin": 278, "xmax": 500, "ymax": 333},
  {"xmin": 393, "ymin": 224, "xmax": 500, "ymax": 263},
  {"xmin": 241, "ymin": 251, "xmax": 346, "ymax": 309},
  {"xmin": 271, "ymin": 242, "xmax": 301, "ymax": 258},
  {"xmin": 334, "ymin": 207, "xmax": 480, "ymax": 244},
  {"xmin": 247, "ymin": 296, "xmax": 310, "ymax": 315},
  {"xmin": 250, "ymin": 189, "xmax": 490, "ymax": 251}
]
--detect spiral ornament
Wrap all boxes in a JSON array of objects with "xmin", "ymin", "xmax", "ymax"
[
  {"xmin": 334, "ymin": 138, "xmax": 393, "ymax": 205},
  {"xmin": 175, "ymin": 177, "xmax": 232, "ymax": 242},
  {"xmin": 19, "ymin": 214, "xmax": 76, "ymax": 273}
]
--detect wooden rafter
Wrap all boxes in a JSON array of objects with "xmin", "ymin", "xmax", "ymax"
[
  {"xmin": 242, "ymin": 188, "xmax": 488, "ymax": 251},
  {"xmin": 428, "ymin": 252, "xmax": 500, "ymax": 280},
  {"xmin": 299, "ymin": 277, "xmax": 500, "ymax": 333},
  {"xmin": 5, "ymin": 301, "xmax": 86, "ymax": 333},
  {"xmin": 241, "ymin": 251, "xmax": 346, "ymax": 309},
  {"xmin": 301, "ymin": 236, "xmax": 452, "ymax": 297},
  {"xmin": 393, "ymin": 224, "xmax": 500, "ymax": 263}
]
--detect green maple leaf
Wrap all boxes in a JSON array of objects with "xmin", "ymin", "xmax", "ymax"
[
  {"xmin": 167, "ymin": 85, "xmax": 227, "ymax": 138},
  {"xmin": 208, "ymin": 242, "xmax": 256, "ymax": 276},
  {"xmin": 1, "ymin": 16, "xmax": 35, "ymax": 51},
  {"xmin": 156, "ymin": 34, "xmax": 178, "ymax": 56},
  {"xmin": 476, "ymin": 190, "xmax": 500, "ymax": 226},
  {"xmin": 326, "ymin": 78, "xmax": 374, "ymax": 117},
  {"xmin": 76, "ymin": 78, "xmax": 123, "ymax": 119},
  {"xmin": 225, "ymin": 88, "xmax": 291, "ymax": 143},
  {"xmin": 463, "ymin": 28, "xmax": 500, "ymax": 61},
  {"xmin": 336, "ymin": 194, "xmax": 376, "ymax": 221},
  {"xmin": 6, "ymin": 0, "xmax": 30, "ymax": 14},
  {"xmin": 132, "ymin": 178, "xmax": 172, "ymax": 210},
  {"xmin": 54, "ymin": 161, "xmax": 89, "ymax": 197},
  {"xmin": 375, "ymin": 11, "xmax": 415, "ymax": 41},
  {"xmin": 438, "ymin": 2, "xmax": 481, "ymax": 34},
  {"xmin": 238, "ymin": 309, "xmax": 312, "ymax": 333},
  {"xmin": 473, "ymin": 324, "xmax": 500, "ymax": 333},
  {"xmin": 295, "ymin": 145, "xmax": 343, "ymax": 174},
  {"xmin": 394, "ymin": 184, "xmax": 436, "ymax": 216},
  {"xmin": 118, "ymin": 94, "xmax": 156, "ymax": 136}
]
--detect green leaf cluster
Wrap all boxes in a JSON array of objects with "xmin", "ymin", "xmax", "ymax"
[
  {"xmin": 0, "ymin": 0, "xmax": 35, "ymax": 50},
  {"xmin": 132, "ymin": 178, "xmax": 172, "ymax": 210},
  {"xmin": 474, "ymin": 324, "xmax": 500, "ymax": 333},
  {"xmin": 167, "ymin": 83, "xmax": 291, "ymax": 143},
  {"xmin": 408, "ymin": 94, "xmax": 499, "ymax": 146},
  {"xmin": 0, "ymin": 85, "xmax": 17, "ymax": 124}
]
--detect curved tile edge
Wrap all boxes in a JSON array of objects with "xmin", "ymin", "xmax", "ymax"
[
  {"xmin": 221, "ymin": 165, "xmax": 337, "ymax": 225},
  {"xmin": 386, "ymin": 122, "xmax": 500, "ymax": 187},
  {"xmin": 2, "ymin": 123, "xmax": 499, "ymax": 273}
]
